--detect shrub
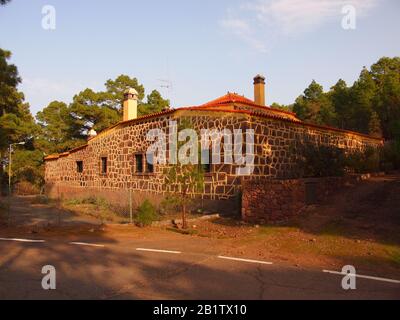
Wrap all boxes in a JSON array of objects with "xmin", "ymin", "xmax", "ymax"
[
  {"xmin": 345, "ymin": 147, "xmax": 380, "ymax": 174},
  {"xmin": 31, "ymin": 195, "xmax": 49, "ymax": 204},
  {"xmin": 65, "ymin": 196, "xmax": 109, "ymax": 208},
  {"xmin": 294, "ymin": 141, "xmax": 346, "ymax": 177},
  {"xmin": 14, "ymin": 181, "xmax": 40, "ymax": 196},
  {"xmin": 381, "ymin": 139, "xmax": 400, "ymax": 171},
  {"xmin": 293, "ymin": 140, "xmax": 383, "ymax": 177},
  {"xmin": 64, "ymin": 198, "xmax": 82, "ymax": 206},
  {"xmin": 160, "ymin": 195, "xmax": 180, "ymax": 215},
  {"xmin": 135, "ymin": 200, "xmax": 158, "ymax": 227}
]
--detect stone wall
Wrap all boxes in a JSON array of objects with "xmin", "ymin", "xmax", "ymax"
[
  {"xmin": 45, "ymin": 110, "xmax": 250, "ymax": 212},
  {"xmin": 241, "ymin": 175, "xmax": 369, "ymax": 223},
  {"xmin": 45, "ymin": 108, "xmax": 382, "ymax": 211}
]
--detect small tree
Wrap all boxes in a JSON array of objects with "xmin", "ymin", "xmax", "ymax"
[
  {"xmin": 136, "ymin": 199, "xmax": 158, "ymax": 227},
  {"xmin": 163, "ymin": 119, "xmax": 204, "ymax": 229}
]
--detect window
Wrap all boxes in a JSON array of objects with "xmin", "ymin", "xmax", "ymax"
[
  {"xmin": 76, "ymin": 161, "xmax": 83, "ymax": 173},
  {"xmin": 101, "ymin": 157, "xmax": 107, "ymax": 174},
  {"xmin": 135, "ymin": 154, "xmax": 143, "ymax": 173},
  {"xmin": 201, "ymin": 149, "xmax": 212, "ymax": 173},
  {"xmin": 146, "ymin": 153, "xmax": 154, "ymax": 173}
]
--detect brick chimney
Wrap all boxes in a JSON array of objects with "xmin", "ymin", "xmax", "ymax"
[
  {"xmin": 123, "ymin": 88, "xmax": 138, "ymax": 121},
  {"xmin": 253, "ymin": 74, "xmax": 266, "ymax": 106}
]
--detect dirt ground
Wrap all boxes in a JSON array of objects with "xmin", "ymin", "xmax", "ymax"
[{"xmin": 1, "ymin": 174, "xmax": 399, "ymax": 279}]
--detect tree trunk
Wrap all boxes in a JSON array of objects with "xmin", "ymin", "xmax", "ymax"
[
  {"xmin": 182, "ymin": 202, "xmax": 188, "ymax": 229},
  {"xmin": 0, "ymin": 150, "xmax": 4, "ymax": 195}
]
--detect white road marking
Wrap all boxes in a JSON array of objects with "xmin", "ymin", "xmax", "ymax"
[
  {"xmin": 323, "ymin": 270, "xmax": 400, "ymax": 284},
  {"xmin": 136, "ymin": 248, "xmax": 182, "ymax": 254},
  {"xmin": 218, "ymin": 256, "xmax": 273, "ymax": 265},
  {"xmin": 0, "ymin": 238, "xmax": 45, "ymax": 243},
  {"xmin": 69, "ymin": 242, "xmax": 105, "ymax": 248}
]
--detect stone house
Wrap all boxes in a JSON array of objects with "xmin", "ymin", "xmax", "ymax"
[{"xmin": 44, "ymin": 75, "xmax": 383, "ymax": 213}]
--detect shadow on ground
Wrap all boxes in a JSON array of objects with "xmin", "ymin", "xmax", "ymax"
[
  {"xmin": 211, "ymin": 174, "xmax": 400, "ymax": 247},
  {"xmin": 0, "ymin": 235, "xmax": 399, "ymax": 300}
]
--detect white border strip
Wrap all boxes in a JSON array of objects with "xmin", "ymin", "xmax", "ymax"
[
  {"xmin": 218, "ymin": 256, "xmax": 273, "ymax": 265},
  {"xmin": 136, "ymin": 248, "xmax": 181, "ymax": 254},
  {"xmin": 0, "ymin": 238, "xmax": 45, "ymax": 243},
  {"xmin": 323, "ymin": 270, "xmax": 400, "ymax": 284},
  {"xmin": 69, "ymin": 242, "xmax": 105, "ymax": 248}
]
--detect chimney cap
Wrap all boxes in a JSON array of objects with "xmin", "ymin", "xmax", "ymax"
[
  {"xmin": 253, "ymin": 74, "xmax": 266, "ymax": 84},
  {"xmin": 88, "ymin": 128, "xmax": 97, "ymax": 137},
  {"xmin": 124, "ymin": 87, "xmax": 138, "ymax": 95}
]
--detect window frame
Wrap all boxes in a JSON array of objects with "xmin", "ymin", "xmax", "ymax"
[
  {"xmin": 76, "ymin": 161, "xmax": 84, "ymax": 173},
  {"xmin": 146, "ymin": 153, "xmax": 155, "ymax": 174},
  {"xmin": 134, "ymin": 153, "xmax": 144, "ymax": 174},
  {"xmin": 201, "ymin": 148, "xmax": 213, "ymax": 174},
  {"xmin": 100, "ymin": 156, "xmax": 108, "ymax": 175}
]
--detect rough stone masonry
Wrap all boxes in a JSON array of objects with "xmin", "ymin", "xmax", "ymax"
[{"xmin": 44, "ymin": 76, "xmax": 383, "ymax": 214}]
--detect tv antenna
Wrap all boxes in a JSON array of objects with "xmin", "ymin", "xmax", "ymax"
[
  {"xmin": 157, "ymin": 78, "xmax": 173, "ymax": 90},
  {"xmin": 157, "ymin": 78, "xmax": 173, "ymax": 105}
]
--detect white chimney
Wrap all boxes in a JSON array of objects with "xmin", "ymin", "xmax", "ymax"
[{"xmin": 123, "ymin": 88, "xmax": 138, "ymax": 121}]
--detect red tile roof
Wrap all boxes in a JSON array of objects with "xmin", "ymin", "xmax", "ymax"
[
  {"xmin": 44, "ymin": 93, "xmax": 383, "ymax": 161},
  {"xmin": 201, "ymin": 92, "xmax": 257, "ymax": 107},
  {"xmin": 197, "ymin": 92, "xmax": 299, "ymax": 120}
]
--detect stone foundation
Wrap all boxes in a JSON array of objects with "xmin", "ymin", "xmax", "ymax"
[
  {"xmin": 241, "ymin": 175, "xmax": 371, "ymax": 224},
  {"xmin": 46, "ymin": 183, "xmax": 240, "ymax": 216}
]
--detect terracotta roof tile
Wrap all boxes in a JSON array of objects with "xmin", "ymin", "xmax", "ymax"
[
  {"xmin": 44, "ymin": 93, "xmax": 383, "ymax": 161},
  {"xmin": 202, "ymin": 92, "xmax": 256, "ymax": 107}
]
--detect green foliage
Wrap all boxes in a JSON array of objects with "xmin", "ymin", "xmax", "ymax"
[
  {"xmin": 65, "ymin": 196, "xmax": 109, "ymax": 208},
  {"xmin": 270, "ymin": 102, "xmax": 293, "ymax": 112},
  {"xmin": 293, "ymin": 80, "xmax": 337, "ymax": 126},
  {"xmin": 11, "ymin": 149, "xmax": 44, "ymax": 186},
  {"xmin": 135, "ymin": 199, "xmax": 158, "ymax": 227},
  {"xmin": 160, "ymin": 194, "xmax": 180, "ymax": 215},
  {"xmin": 0, "ymin": 48, "xmax": 40, "ymax": 192},
  {"xmin": 381, "ymin": 139, "xmax": 400, "ymax": 170},
  {"xmin": 36, "ymin": 101, "xmax": 84, "ymax": 154},
  {"xmin": 30, "ymin": 195, "xmax": 50, "ymax": 204},
  {"xmin": 292, "ymin": 58, "xmax": 400, "ymax": 143},
  {"xmin": 293, "ymin": 140, "xmax": 382, "ymax": 178},
  {"xmin": 345, "ymin": 147, "xmax": 380, "ymax": 174},
  {"xmin": 0, "ymin": 49, "xmax": 37, "ymax": 152},
  {"xmin": 163, "ymin": 119, "xmax": 205, "ymax": 228},
  {"xmin": 293, "ymin": 141, "xmax": 346, "ymax": 177},
  {"xmin": 139, "ymin": 90, "xmax": 170, "ymax": 116},
  {"xmin": 36, "ymin": 75, "xmax": 169, "ymax": 154},
  {"xmin": 288, "ymin": 57, "xmax": 400, "ymax": 169},
  {"xmin": 368, "ymin": 111, "xmax": 383, "ymax": 138}
]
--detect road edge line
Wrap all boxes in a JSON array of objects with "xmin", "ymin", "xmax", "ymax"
[{"xmin": 323, "ymin": 269, "xmax": 400, "ymax": 284}]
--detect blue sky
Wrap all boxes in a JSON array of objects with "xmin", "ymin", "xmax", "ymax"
[{"xmin": 0, "ymin": 0, "xmax": 399, "ymax": 115}]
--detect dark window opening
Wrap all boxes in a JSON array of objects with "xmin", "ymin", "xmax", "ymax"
[
  {"xmin": 76, "ymin": 161, "xmax": 83, "ymax": 173},
  {"xmin": 202, "ymin": 149, "xmax": 212, "ymax": 173},
  {"xmin": 101, "ymin": 157, "xmax": 107, "ymax": 174},
  {"xmin": 146, "ymin": 153, "xmax": 154, "ymax": 173},
  {"xmin": 135, "ymin": 154, "xmax": 143, "ymax": 173}
]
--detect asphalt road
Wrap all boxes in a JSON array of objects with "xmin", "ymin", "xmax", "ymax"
[{"xmin": 0, "ymin": 235, "xmax": 399, "ymax": 300}]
